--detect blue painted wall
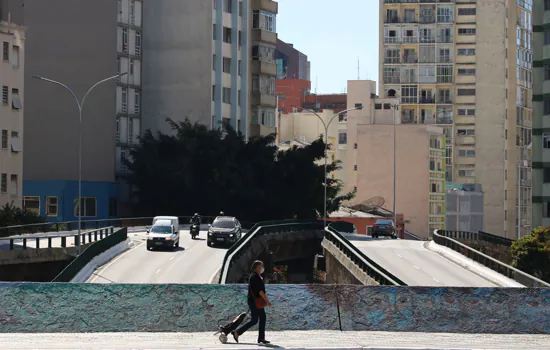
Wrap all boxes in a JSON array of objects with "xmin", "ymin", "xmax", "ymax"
[{"xmin": 23, "ymin": 180, "xmax": 120, "ymax": 222}]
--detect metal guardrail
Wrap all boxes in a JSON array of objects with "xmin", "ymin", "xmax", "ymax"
[
  {"xmin": 0, "ymin": 216, "xmax": 255, "ymax": 238},
  {"xmin": 52, "ymin": 227, "xmax": 128, "ymax": 282},
  {"xmin": 404, "ymin": 230, "xmax": 424, "ymax": 241},
  {"xmin": 325, "ymin": 225, "xmax": 406, "ymax": 286},
  {"xmin": 218, "ymin": 220, "xmax": 323, "ymax": 284},
  {"xmin": 0, "ymin": 227, "xmax": 115, "ymax": 251},
  {"xmin": 432, "ymin": 229, "xmax": 550, "ymax": 288},
  {"xmin": 437, "ymin": 230, "xmax": 514, "ymax": 247}
]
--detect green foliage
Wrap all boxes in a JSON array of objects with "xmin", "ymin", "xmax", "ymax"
[
  {"xmin": 510, "ymin": 226, "xmax": 550, "ymax": 282},
  {"xmin": 124, "ymin": 118, "xmax": 355, "ymax": 221},
  {"xmin": 0, "ymin": 202, "xmax": 46, "ymax": 235}
]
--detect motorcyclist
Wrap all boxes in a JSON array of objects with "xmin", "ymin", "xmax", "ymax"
[
  {"xmin": 220, "ymin": 211, "xmax": 225, "ymax": 216},
  {"xmin": 191, "ymin": 213, "xmax": 201, "ymax": 226}
]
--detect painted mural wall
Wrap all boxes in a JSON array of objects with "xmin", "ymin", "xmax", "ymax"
[{"xmin": 0, "ymin": 283, "xmax": 548, "ymax": 334}]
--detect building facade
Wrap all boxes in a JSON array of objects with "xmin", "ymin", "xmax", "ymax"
[
  {"xmin": 446, "ymin": 182, "xmax": 484, "ymax": 233},
  {"xmin": 0, "ymin": 18, "xmax": 25, "ymax": 209},
  {"xmin": 3, "ymin": 0, "xmax": 122, "ymax": 221},
  {"xmin": 275, "ymin": 78, "xmax": 311, "ymax": 114},
  {"xmin": 379, "ymin": 0, "xmax": 533, "ymax": 239},
  {"xmin": 532, "ymin": 0, "xmax": 549, "ymax": 228},
  {"xmin": 142, "ymin": 0, "xmax": 278, "ymax": 139},
  {"xmin": 275, "ymin": 38, "xmax": 310, "ymax": 81}
]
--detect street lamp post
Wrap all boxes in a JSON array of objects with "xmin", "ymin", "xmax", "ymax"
[
  {"xmin": 291, "ymin": 104, "xmax": 364, "ymax": 228},
  {"xmin": 33, "ymin": 73, "xmax": 126, "ymax": 255},
  {"xmin": 390, "ymin": 103, "xmax": 398, "ymax": 235}
]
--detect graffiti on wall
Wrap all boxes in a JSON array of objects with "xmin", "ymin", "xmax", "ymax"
[{"xmin": 0, "ymin": 283, "xmax": 548, "ymax": 334}]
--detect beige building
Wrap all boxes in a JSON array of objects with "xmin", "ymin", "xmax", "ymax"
[
  {"xmin": 343, "ymin": 80, "xmax": 446, "ymax": 237},
  {"xmin": 0, "ymin": 19, "xmax": 25, "ymax": 208},
  {"xmin": 379, "ymin": 0, "xmax": 533, "ymax": 239}
]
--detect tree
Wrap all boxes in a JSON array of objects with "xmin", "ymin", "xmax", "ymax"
[
  {"xmin": 124, "ymin": 118, "xmax": 354, "ymax": 222},
  {"xmin": 0, "ymin": 202, "xmax": 45, "ymax": 237},
  {"xmin": 509, "ymin": 226, "xmax": 550, "ymax": 283}
]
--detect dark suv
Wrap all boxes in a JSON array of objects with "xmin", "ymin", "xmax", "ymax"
[
  {"xmin": 207, "ymin": 216, "xmax": 242, "ymax": 246},
  {"xmin": 372, "ymin": 219, "xmax": 397, "ymax": 239}
]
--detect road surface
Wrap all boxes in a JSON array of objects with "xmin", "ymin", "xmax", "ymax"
[
  {"xmin": 1, "ymin": 331, "xmax": 548, "ymax": 349},
  {"xmin": 346, "ymin": 235, "xmax": 496, "ymax": 287},
  {"xmin": 87, "ymin": 229, "xmax": 228, "ymax": 284}
]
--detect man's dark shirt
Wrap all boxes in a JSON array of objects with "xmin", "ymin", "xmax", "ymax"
[{"xmin": 247, "ymin": 272, "xmax": 265, "ymax": 303}]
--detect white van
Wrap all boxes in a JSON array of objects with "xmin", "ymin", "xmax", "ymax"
[
  {"xmin": 152, "ymin": 216, "xmax": 179, "ymax": 233},
  {"xmin": 147, "ymin": 219, "xmax": 180, "ymax": 250}
]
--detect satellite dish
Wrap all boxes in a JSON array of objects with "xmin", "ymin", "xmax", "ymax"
[{"xmin": 362, "ymin": 196, "xmax": 385, "ymax": 211}]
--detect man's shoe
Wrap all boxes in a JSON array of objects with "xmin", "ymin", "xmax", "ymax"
[
  {"xmin": 232, "ymin": 332, "xmax": 239, "ymax": 343},
  {"xmin": 258, "ymin": 339, "xmax": 270, "ymax": 344}
]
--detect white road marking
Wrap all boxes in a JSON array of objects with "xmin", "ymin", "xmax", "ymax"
[
  {"xmin": 88, "ymin": 241, "xmax": 144, "ymax": 283},
  {"xmin": 433, "ymin": 277, "xmax": 440, "ymax": 283},
  {"xmin": 169, "ymin": 256, "xmax": 175, "ymax": 261},
  {"xmin": 396, "ymin": 253, "xmax": 402, "ymax": 258},
  {"xmin": 413, "ymin": 265, "xmax": 420, "ymax": 270},
  {"xmin": 156, "ymin": 269, "xmax": 161, "ymax": 274}
]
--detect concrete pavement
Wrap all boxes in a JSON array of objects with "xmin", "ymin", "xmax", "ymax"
[
  {"xmin": 2, "ymin": 331, "xmax": 549, "ymax": 349},
  {"xmin": 346, "ymin": 235, "xmax": 496, "ymax": 287},
  {"xmin": 87, "ymin": 229, "xmax": 227, "ymax": 284}
]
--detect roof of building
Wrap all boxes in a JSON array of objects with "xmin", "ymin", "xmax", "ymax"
[{"xmin": 329, "ymin": 206, "xmax": 382, "ymax": 218}]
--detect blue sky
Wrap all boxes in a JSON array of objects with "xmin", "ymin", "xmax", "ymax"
[{"xmin": 276, "ymin": 0, "xmax": 379, "ymax": 94}]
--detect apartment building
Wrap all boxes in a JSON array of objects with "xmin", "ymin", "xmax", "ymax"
[
  {"xmin": 3, "ymin": 0, "xmax": 130, "ymax": 221},
  {"xmin": 379, "ymin": 0, "xmax": 533, "ymax": 238},
  {"xmin": 276, "ymin": 79, "xmax": 311, "ymax": 114},
  {"xmin": 0, "ymin": 18, "xmax": 25, "ymax": 209},
  {"xmin": 276, "ymin": 38, "xmax": 310, "ymax": 80},
  {"xmin": 142, "ymin": 0, "xmax": 278, "ymax": 139},
  {"xmin": 344, "ymin": 80, "xmax": 446, "ymax": 236},
  {"xmin": 532, "ymin": 0, "xmax": 549, "ymax": 228}
]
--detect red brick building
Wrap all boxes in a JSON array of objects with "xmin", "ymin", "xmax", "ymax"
[
  {"xmin": 303, "ymin": 94, "xmax": 347, "ymax": 114},
  {"xmin": 276, "ymin": 79, "xmax": 311, "ymax": 114}
]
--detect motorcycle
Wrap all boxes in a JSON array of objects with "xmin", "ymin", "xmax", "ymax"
[{"xmin": 190, "ymin": 222, "xmax": 200, "ymax": 239}]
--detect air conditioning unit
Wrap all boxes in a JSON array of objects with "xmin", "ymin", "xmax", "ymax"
[{"xmin": 299, "ymin": 136, "xmax": 306, "ymax": 142}]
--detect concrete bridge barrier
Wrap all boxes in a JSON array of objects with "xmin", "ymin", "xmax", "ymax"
[{"xmin": 0, "ymin": 283, "xmax": 548, "ymax": 334}]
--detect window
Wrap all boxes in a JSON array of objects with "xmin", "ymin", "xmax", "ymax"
[
  {"xmin": 437, "ymin": 65, "xmax": 453, "ymax": 83},
  {"xmin": 458, "ymin": 28, "xmax": 476, "ymax": 36},
  {"xmin": 223, "ymin": 57, "xmax": 231, "ymax": 73},
  {"xmin": 545, "ymin": 202, "xmax": 550, "ymax": 218},
  {"xmin": 238, "ymin": 60, "xmax": 242, "ymax": 76},
  {"xmin": 1, "ymin": 86, "xmax": 7, "ymax": 105},
  {"xmin": 338, "ymin": 131, "xmax": 347, "ymax": 145},
  {"xmin": 458, "ymin": 89, "xmax": 476, "ymax": 96},
  {"xmin": 543, "ymin": 133, "xmax": 550, "ymax": 149},
  {"xmin": 401, "ymin": 85, "xmax": 418, "ymax": 104},
  {"xmin": 134, "ymin": 91, "xmax": 140, "ymax": 115},
  {"xmin": 457, "ymin": 129, "xmax": 476, "ymax": 136},
  {"xmin": 458, "ymin": 48, "xmax": 475, "ymax": 56},
  {"xmin": 10, "ymin": 175, "xmax": 17, "ymax": 196},
  {"xmin": 458, "ymin": 109, "xmax": 475, "ymax": 116},
  {"xmin": 130, "ymin": 0, "xmax": 135, "ymax": 25},
  {"xmin": 222, "ymin": 87, "xmax": 231, "ymax": 104},
  {"xmin": 438, "ymin": 48, "xmax": 451, "ymax": 63},
  {"xmin": 375, "ymin": 103, "xmax": 382, "ymax": 110},
  {"xmin": 251, "ymin": 107, "xmax": 276, "ymax": 127},
  {"xmin": 135, "ymin": 31, "xmax": 141, "ymax": 56},
  {"xmin": 546, "ymin": 0, "xmax": 550, "ymax": 10},
  {"xmin": 223, "ymin": 27, "xmax": 232, "ymax": 43},
  {"xmin": 213, "ymin": 24, "xmax": 217, "ymax": 40},
  {"xmin": 354, "ymin": 165, "xmax": 358, "ymax": 171},
  {"xmin": 109, "ymin": 197, "xmax": 119, "ymax": 217},
  {"xmin": 2, "ymin": 42, "xmax": 8, "ymax": 61},
  {"xmin": 544, "ymin": 168, "xmax": 550, "ymax": 183},
  {"xmin": 122, "ymin": 28, "xmax": 128, "ymax": 53},
  {"xmin": 223, "ymin": 0, "xmax": 232, "ymax": 13},
  {"xmin": 458, "ymin": 170, "xmax": 475, "ymax": 177},
  {"xmin": 0, "ymin": 173, "xmax": 6, "ymax": 193},
  {"xmin": 212, "ymin": 85, "xmax": 216, "ymax": 102},
  {"xmin": 11, "ymin": 88, "xmax": 22, "ymax": 109},
  {"xmin": 238, "ymin": 31, "xmax": 242, "ymax": 47},
  {"xmin": 458, "ymin": 149, "xmax": 476, "ymax": 157},
  {"xmin": 23, "ymin": 196, "xmax": 40, "ymax": 215},
  {"xmin": 121, "ymin": 87, "xmax": 128, "ymax": 113},
  {"xmin": 46, "ymin": 196, "xmax": 58, "ymax": 217},
  {"xmin": 251, "ymin": 44, "xmax": 276, "ymax": 63},
  {"xmin": 252, "ymin": 74, "xmax": 276, "ymax": 95},
  {"xmin": 1, "ymin": 130, "xmax": 6, "ymax": 149},
  {"xmin": 11, "ymin": 131, "xmax": 21, "ymax": 152},
  {"xmin": 238, "ymin": 90, "xmax": 241, "ymax": 106},
  {"xmin": 545, "ymin": 65, "xmax": 550, "ymax": 81},
  {"xmin": 253, "ymin": 10, "xmax": 276, "ymax": 32},
  {"xmin": 129, "ymin": 59, "xmax": 134, "ymax": 77},
  {"xmin": 11, "ymin": 45, "xmax": 19, "ymax": 67},
  {"xmin": 458, "ymin": 68, "xmax": 476, "ymax": 76},
  {"xmin": 458, "ymin": 8, "xmax": 476, "ymax": 16},
  {"xmin": 74, "ymin": 197, "xmax": 97, "ymax": 217},
  {"xmin": 437, "ymin": 7, "xmax": 453, "ymax": 23},
  {"xmin": 239, "ymin": 1, "xmax": 243, "ymax": 16}
]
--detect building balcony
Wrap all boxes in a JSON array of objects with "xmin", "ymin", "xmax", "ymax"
[
  {"xmin": 403, "ymin": 55, "xmax": 418, "ymax": 63},
  {"xmin": 401, "ymin": 116, "xmax": 417, "ymax": 124},
  {"xmin": 437, "ymin": 98, "xmax": 453, "ymax": 104},
  {"xmin": 436, "ymin": 117, "xmax": 453, "ymax": 125},
  {"xmin": 251, "ymin": 93, "xmax": 277, "ymax": 108},
  {"xmin": 420, "ymin": 97, "xmax": 435, "ymax": 104},
  {"xmin": 251, "ymin": 28, "xmax": 277, "ymax": 45},
  {"xmin": 251, "ymin": 60, "xmax": 277, "ymax": 76},
  {"xmin": 251, "ymin": 0, "xmax": 278, "ymax": 13},
  {"xmin": 384, "ymin": 58, "xmax": 401, "ymax": 64},
  {"xmin": 419, "ymin": 37, "xmax": 436, "ymax": 43},
  {"xmin": 385, "ymin": 16, "xmax": 400, "ymax": 23},
  {"xmin": 384, "ymin": 77, "xmax": 401, "ymax": 84},
  {"xmin": 420, "ymin": 16, "xmax": 435, "ymax": 24}
]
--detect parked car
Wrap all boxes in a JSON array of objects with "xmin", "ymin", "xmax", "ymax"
[
  {"xmin": 207, "ymin": 216, "xmax": 242, "ymax": 247},
  {"xmin": 147, "ymin": 219, "xmax": 180, "ymax": 250},
  {"xmin": 372, "ymin": 219, "xmax": 397, "ymax": 239}
]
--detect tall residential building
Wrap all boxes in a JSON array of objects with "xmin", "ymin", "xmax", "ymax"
[
  {"xmin": 142, "ymin": 0, "xmax": 279, "ymax": 139},
  {"xmin": 379, "ymin": 0, "xmax": 533, "ymax": 239},
  {"xmin": 532, "ymin": 0, "xmax": 549, "ymax": 228},
  {"xmin": 275, "ymin": 39, "xmax": 310, "ymax": 80},
  {"xmin": 0, "ymin": 16, "xmax": 25, "ymax": 209},
  {"xmin": 2, "ymin": 0, "xmax": 142, "ymax": 221}
]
